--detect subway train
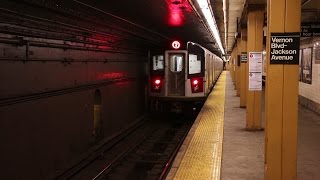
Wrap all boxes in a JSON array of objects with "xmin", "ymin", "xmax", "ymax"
[{"xmin": 149, "ymin": 40, "xmax": 224, "ymax": 114}]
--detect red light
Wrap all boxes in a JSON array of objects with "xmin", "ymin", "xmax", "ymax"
[
  {"xmin": 151, "ymin": 77, "xmax": 163, "ymax": 92},
  {"xmin": 172, "ymin": 41, "xmax": 180, "ymax": 49},
  {"xmin": 155, "ymin": 79, "xmax": 161, "ymax": 85},
  {"xmin": 169, "ymin": 11, "xmax": 183, "ymax": 26},
  {"xmin": 167, "ymin": 0, "xmax": 192, "ymax": 27},
  {"xmin": 190, "ymin": 78, "xmax": 203, "ymax": 93},
  {"xmin": 96, "ymin": 72, "xmax": 125, "ymax": 80},
  {"xmin": 193, "ymin": 79, "xmax": 198, "ymax": 85}
]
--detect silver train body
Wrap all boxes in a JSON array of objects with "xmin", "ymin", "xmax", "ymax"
[{"xmin": 149, "ymin": 41, "xmax": 224, "ymax": 113}]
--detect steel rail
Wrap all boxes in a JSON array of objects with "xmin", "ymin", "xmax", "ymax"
[
  {"xmin": 54, "ymin": 116, "xmax": 147, "ymax": 180},
  {"xmin": 91, "ymin": 128, "xmax": 155, "ymax": 180}
]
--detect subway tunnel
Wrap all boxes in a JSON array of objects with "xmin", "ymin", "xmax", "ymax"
[{"xmin": 0, "ymin": 0, "xmax": 319, "ymax": 179}]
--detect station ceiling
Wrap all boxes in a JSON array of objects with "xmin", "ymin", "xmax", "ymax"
[
  {"xmin": 2, "ymin": 0, "xmax": 319, "ymax": 57},
  {"xmin": 76, "ymin": 0, "xmax": 319, "ymax": 56}
]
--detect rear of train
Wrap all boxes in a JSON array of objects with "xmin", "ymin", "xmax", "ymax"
[{"xmin": 149, "ymin": 41, "xmax": 223, "ymax": 114}]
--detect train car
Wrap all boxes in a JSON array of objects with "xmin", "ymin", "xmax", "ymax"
[{"xmin": 149, "ymin": 41, "xmax": 224, "ymax": 114}]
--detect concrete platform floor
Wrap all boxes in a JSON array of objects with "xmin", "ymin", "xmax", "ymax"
[{"xmin": 221, "ymin": 71, "xmax": 320, "ymax": 180}]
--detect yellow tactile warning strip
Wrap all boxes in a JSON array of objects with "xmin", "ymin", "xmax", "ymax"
[{"xmin": 172, "ymin": 72, "xmax": 226, "ymax": 180}]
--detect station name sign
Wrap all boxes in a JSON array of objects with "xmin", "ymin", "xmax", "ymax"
[
  {"xmin": 241, "ymin": 52, "xmax": 247, "ymax": 63},
  {"xmin": 270, "ymin": 32, "xmax": 300, "ymax": 64},
  {"xmin": 301, "ymin": 23, "xmax": 320, "ymax": 37}
]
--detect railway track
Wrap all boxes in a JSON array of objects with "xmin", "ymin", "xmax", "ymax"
[{"xmin": 55, "ymin": 113, "xmax": 194, "ymax": 180}]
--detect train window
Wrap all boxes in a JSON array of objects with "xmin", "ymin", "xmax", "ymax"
[
  {"xmin": 170, "ymin": 54, "xmax": 183, "ymax": 72},
  {"xmin": 189, "ymin": 54, "xmax": 201, "ymax": 74},
  {"xmin": 152, "ymin": 55, "xmax": 164, "ymax": 70}
]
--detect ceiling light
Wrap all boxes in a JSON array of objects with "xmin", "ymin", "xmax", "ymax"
[{"xmin": 196, "ymin": 0, "xmax": 225, "ymax": 55}]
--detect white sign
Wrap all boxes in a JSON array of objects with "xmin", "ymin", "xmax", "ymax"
[
  {"xmin": 189, "ymin": 54, "xmax": 201, "ymax": 74},
  {"xmin": 248, "ymin": 52, "xmax": 263, "ymax": 91}
]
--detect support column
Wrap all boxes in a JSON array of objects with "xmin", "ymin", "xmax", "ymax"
[
  {"xmin": 246, "ymin": 10, "xmax": 263, "ymax": 130},
  {"xmin": 230, "ymin": 50, "xmax": 236, "ymax": 83},
  {"xmin": 233, "ymin": 50, "xmax": 236, "ymax": 84},
  {"xmin": 240, "ymin": 28, "xmax": 247, "ymax": 107},
  {"xmin": 265, "ymin": 0, "xmax": 300, "ymax": 179},
  {"xmin": 236, "ymin": 37, "xmax": 241, "ymax": 96},
  {"xmin": 230, "ymin": 52, "xmax": 232, "ymax": 81}
]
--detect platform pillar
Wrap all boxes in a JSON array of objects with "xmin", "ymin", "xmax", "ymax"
[
  {"xmin": 240, "ymin": 28, "xmax": 247, "ymax": 108},
  {"xmin": 236, "ymin": 37, "xmax": 241, "ymax": 96},
  {"xmin": 246, "ymin": 10, "xmax": 263, "ymax": 130},
  {"xmin": 229, "ymin": 51, "xmax": 233, "ymax": 81},
  {"xmin": 265, "ymin": 0, "xmax": 300, "ymax": 179},
  {"xmin": 231, "ymin": 50, "xmax": 236, "ymax": 83}
]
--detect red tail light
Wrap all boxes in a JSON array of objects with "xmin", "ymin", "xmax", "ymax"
[
  {"xmin": 193, "ymin": 79, "xmax": 199, "ymax": 85},
  {"xmin": 151, "ymin": 77, "xmax": 162, "ymax": 92},
  {"xmin": 190, "ymin": 77, "xmax": 203, "ymax": 93},
  {"xmin": 155, "ymin": 79, "xmax": 161, "ymax": 85}
]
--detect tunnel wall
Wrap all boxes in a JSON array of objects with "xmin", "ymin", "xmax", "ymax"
[
  {"xmin": 0, "ymin": 1, "xmax": 153, "ymax": 179},
  {"xmin": 0, "ymin": 43, "xmax": 147, "ymax": 180}
]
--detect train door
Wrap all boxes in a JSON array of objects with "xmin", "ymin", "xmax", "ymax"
[
  {"xmin": 165, "ymin": 51, "xmax": 186, "ymax": 96},
  {"xmin": 205, "ymin": 53, "xmax": 210, "ymax": 92},
  {"xmin": 212, "ymin": 57, "xmax": 215, "ymax": 81}
]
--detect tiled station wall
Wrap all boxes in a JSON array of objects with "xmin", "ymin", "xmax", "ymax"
[{"xmin": 299, "ymin": 37, "xmax": 320, "ymax": 114}]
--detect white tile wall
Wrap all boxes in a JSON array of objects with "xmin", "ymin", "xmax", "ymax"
[{"xmin": 299, "ymin": 37, "xmax": 320, "ymax": 105}]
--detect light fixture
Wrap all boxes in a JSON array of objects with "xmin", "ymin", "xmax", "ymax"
[
  {"xmin": 223, "ymin": 0, "xmax": 228, "ymax": 51},
  {"xmin": 196, "ymin": 0, "xmax": 225, "ymax": 55}
]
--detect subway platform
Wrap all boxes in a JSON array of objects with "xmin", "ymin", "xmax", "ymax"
[{"xmin": 166, "ymin": 71, "xmax": 320, "ymax": 180}]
